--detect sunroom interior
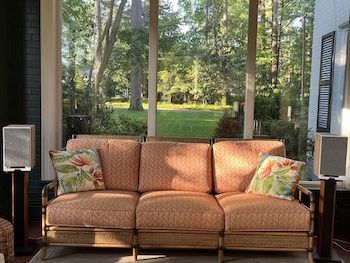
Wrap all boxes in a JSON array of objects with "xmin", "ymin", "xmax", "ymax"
[{"xmin": 0, "ymin": 0, "xmax": 350, "ymax": 262}]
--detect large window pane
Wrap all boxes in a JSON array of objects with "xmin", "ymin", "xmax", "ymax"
[
  {"xmin": 62, "ymin": 0, "xmax": 149, "ymax": 142},
  {"xmin": 254, "ymin": 0, "xmax": 316, "ymax": 180},
  {"xmin": 156, "ymin": 0, "xmax": 249, "ymax": 138}
]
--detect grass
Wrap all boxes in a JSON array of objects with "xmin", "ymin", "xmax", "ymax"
[
  {"xmin": 108, "ymin": 101, "xmax": 232, "ymax": 111},
  {"xmin": 112, "ymin": 108, "xmax": 224, "ymax": 138}
]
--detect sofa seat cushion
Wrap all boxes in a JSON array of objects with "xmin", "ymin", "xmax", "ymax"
[
  {"xmin": 213, "ymin": 140, "xmax": 286, "ymax": 193},
  {"xmin": 216, "ymin": 192, "xmax": 310, "ymax": 232},
  {"xmin": 138, "ymin": 142, "xmax": 212, "ymax": 193},
  {"xmin": 46, "ymin": 190, "xmax": 139, "ymax": 229},
  {"xmin": 136, "ymin": 191, "xmax": 224, "ymax": 231}
]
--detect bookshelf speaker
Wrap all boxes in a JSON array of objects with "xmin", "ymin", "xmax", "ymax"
[
  {"xmin": 313, "ymin": 133, "xmax": 348, "ymax": 177},
  {"xmin": 2, "ymin": 125, "xmax": 35, "ymax": 172}
]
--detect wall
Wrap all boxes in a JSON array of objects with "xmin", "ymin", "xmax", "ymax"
[
  {"xmin": 24, "ymin": 0, "xmax": 42, "ymax": 221},
  {"xmin": 0, "ymin": 0, "xmax": 25, "ymax": 221},
  {"xmin": 0, "ymin": 0, "xmax": 42, "ymax": 222},
  {"xmin": 308, "ymin": 0, "xmax": 350, "ymax": 134}
]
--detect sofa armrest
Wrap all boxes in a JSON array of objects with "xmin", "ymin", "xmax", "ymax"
[
  {"xmin": 296, "ymin": 184, "xmax": 315, "ymax": 234},
  {"xmin": 297, "ymin": 185, "xmax": 314, "ymax": 208},
  {"xmin": 42, "ymin": 179, "xmax": 58, "ymax": 208}
]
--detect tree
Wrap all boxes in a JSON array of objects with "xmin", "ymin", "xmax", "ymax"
[
  {"xmin": 62, "ymin": 0, "xmax": 94, "ymax": 115},
  {"xmin": 271, "ymin": 0, "xmax": 280, "ymax": 91},
  {"xmin": 129, "ymin": 0, "xmax": 144, "ymax": 111},
  {"xmin": 89, "ymin": 0, "xmax": 128, "ymax": 123}
]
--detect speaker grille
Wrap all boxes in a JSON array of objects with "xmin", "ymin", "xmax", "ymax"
[
  {"xmin": 3, "ymin": 125, "xmax": 35, "ymax": 172},
  {"xmin": 313, "ymin": 133, "xmax": 348, "ymax": 177}
]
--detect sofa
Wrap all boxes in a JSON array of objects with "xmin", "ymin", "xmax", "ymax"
[{"xmin": 42, "ymin": 138, "xmax": 314, "ymax": 262}]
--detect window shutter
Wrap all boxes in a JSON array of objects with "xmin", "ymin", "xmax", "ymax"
[{"xmin": 316, "ymin": 31, "xmax": 336, "ymax": 132}]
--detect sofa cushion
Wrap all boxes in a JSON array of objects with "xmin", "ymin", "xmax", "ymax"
[
  {"xmin": 246, "ymin": 153, "xmax": 305, "ymax": 200},
  {"xmin": 138, "ymin": 142, "xmax": 212, "ymax": 193},
  {"xmin": 213, "ymin": 140, "xmax": 286, "ymax": 193},
  {"xmin": 136, "ymin": 191, "xmax": 224, "ymax": 231},
  {"xmin": 66, "ymin": 139, "xmax": 141, "ymax": 191},
  {"xmin": 46, "ymin": 190, "xmax": 139, "ymax": 229},
  {"xmin": 49, "ymin": 148, "xmax": 105, "ymax": 196},
  {"xmin": 216, "ymin": 192, "xmax": 310, "ymax": 232}
]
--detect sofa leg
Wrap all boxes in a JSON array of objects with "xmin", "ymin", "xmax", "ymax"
[
  {"xmin": 41, "ymin": 246, "xmax": 47, "ymax": 260},
  {"xmin": 307, "ymin": 251, "xmax": 313, "ymax": 263},
  {"xmin": 218, "ymin": 249, "xmax": 224, "ymax": 263},
  {"xmin": 133, "ymin": 247, "xmax": 138, "ymax": 261}
]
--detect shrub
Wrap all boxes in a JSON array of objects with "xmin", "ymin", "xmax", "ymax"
[
  {"xmin": 269, "ymin": 120, "xmax": 298, "ymax": 159},
  {"xmin": 91, "ymin": 105, "xmax": 147, "ymax": 136},
  {"xmin": 254, "ymin": 94, "xmax": 280, "ymax": 121},
  {"xmin": 214, "ymin": 111, "xmax": 240, "ymax": 138},
  {"xmin": 116, "ymin": 114, "xmax": 147, "ymax": 136}
]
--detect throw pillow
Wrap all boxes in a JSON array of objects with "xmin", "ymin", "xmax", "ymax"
[
  {"xmin": 245, "ymin": 153, "xmax": 305, "ymax": 200},
  {"xmin": 50, "ymin": 149, "xmax": 105, "ymax": 195}
]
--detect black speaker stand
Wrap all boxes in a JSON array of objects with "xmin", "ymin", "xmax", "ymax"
[
  {"xmin": 11, "ymin": 171, "xmax": 35, "ymax": 255},
  {"xmin": 313, "ymin": 178, "xmax": 342, "ymax": 262}
]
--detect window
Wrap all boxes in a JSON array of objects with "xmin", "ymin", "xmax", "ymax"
[
  {"xmin": 156, "ymin": 0, "xmax": 248, "ymax": 139},
  {"xmin": 59, "ymin": 0, "xmax": 317, "ymax": 180},
  {"xmin": 61, "ymin": 0, "xmax": 149, "ymax": 142}
]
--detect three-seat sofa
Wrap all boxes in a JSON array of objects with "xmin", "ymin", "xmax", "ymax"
[{"xmin": 42, "ymin": 138, "xmax": 314, "ymax": 262}]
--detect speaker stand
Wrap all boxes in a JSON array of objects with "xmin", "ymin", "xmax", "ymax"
[
  {"xmin": 11, "ymin": 171, "xmax": 34, "ymax": 255},
  {"xmin": 313, "ymin": 178, "xmax": 342, "ymax": 263}
]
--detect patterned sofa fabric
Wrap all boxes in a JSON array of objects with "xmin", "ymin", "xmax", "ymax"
[
  {"xmin": 46, "ymin": 190, "xmax": 139, "ymax": 229},
  {"xmin": 136, "ymin": 191, "xmax": 224, "ymax": 231},
  {"xmin": 216, "ymin": 192, "xmax": 310, "ymax": 232},
  {"xmin": 138, "ymin": 142, "xmax": 212, "ymax": 193},
  {"xmin": 66, "ymin": 139, "xmax": 141, "ymax": 191},
  {"xmin": 213, "ymin": 140, "xmax": 286, "ymax": 193}
]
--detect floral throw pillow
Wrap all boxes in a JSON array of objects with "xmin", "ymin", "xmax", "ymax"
[
  {"xmin": 50, "ymin": 149, "xmax": 105, "ymax": 195},
  {"xmin": 245, "ymin": 153, "xmax": 305, "ymax": 200}
]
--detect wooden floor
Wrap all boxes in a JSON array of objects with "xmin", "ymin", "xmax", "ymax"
[
  {"xmin": 14, "ymin": 222, "xmax": 41, "ymax": 263},
  {"xmin": 332, "ymin": 235, "xmax": 350, "ymax": 263},
  {"xmin": 13, "ymin": 222, "xmax": 350, "ymax": 263}
]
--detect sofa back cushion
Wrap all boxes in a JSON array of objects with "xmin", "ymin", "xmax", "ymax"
[
  {"xmin": 138, "ymin": 142, "xmax": 212, "ymax": 193},
  {"xmin": 213, "ymin": 140, "xmax": 286, "ymax": 193},
  {"xmin": 66, "ymin": 139, "xmax": 141, "ymax": 191}
]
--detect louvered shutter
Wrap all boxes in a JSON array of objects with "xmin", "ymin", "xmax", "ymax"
[{"xmin": 316, "ymin": 31, "xmax": 336, "ymax": 132}]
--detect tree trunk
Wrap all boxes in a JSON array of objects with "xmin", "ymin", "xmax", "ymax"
[
  {"xmin": 90, "ymin": 0, "xmax": 127, "ymax": 125},
  {"xmin": 260, "ymin": 0, "xmax": 267, "ymax": 47},
  {"xmin": 271, "ymin": 0, "xmax": 279, "ymax": 90},
  {"xmin": 221, "ymin": 0, "xmax": 229, "ymax": 103},
  {"xmin": 205, "ymin": 0, "xmax": 210, "ymax": 44},
  {"xmin": 129, "ymin": 0, "xmax": 144, "ymax": 111},
  {"xmin": 67, "ymin": 20, "xmax": 76, "ymax": 115},
  {"xmin": 212, "ymin": 0, "xmax": 218, "ymax": 53},
  {"xmin": 223, "ymin": 0, "xmax": 228, "ymax": 30}
]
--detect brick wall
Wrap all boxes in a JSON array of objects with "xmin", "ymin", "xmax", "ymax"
[{"xmin": 23, "ymin": 0, "xmax": 42, "ymax": 221}]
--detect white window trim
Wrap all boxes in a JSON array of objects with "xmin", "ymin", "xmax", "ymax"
[
  {"xmin": 341, "ymin": 19, "xmax": 350, "ymax": 189},
  {"xmin": 147, "ymin": 0, "xmax": 158, "ymax": 136},
  {"xmin": 40, "ymin": 0, "xmax": 62, "ymax": 181},
  {"xmin": 244, "ymin": 0, "xmax": 258, "ymax": 139}
]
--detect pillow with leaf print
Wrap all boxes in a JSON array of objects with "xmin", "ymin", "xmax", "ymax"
[
  {"xmin": 49, "ymin": 149, "xmax": 105, "ymax": 196},
  {"xmin": 245, "ymin": 153, "xmax": 305, "ymax": 200}
]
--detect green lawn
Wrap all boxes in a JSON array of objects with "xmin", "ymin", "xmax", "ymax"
[{"xmin": 112, "ymin": 108, "xmax": 224, "ymax": 138}]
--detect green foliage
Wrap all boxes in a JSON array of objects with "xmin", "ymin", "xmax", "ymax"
[
  {"xmin": 269, "ymin": 120, "xmax": 298, "ymax": 159},
  {"xmin": 109, "ymin": 101, "xmax": 231, "ymax": 111},
  {"xmin": 254, "ymin": 94, "xmax": 280, "ymax": 121},
  {"xmin": 61, "ymin": 0, "xmax": 316, "ymax": 165},
  {"xmin": 214, "ymin": 111, "xmax": 240, "ymax": 138},
  {"xmin": 91, "ymin": 104, "xmax": 147, "ymax": 136}
]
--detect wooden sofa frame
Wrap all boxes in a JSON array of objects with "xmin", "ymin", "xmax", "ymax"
[{"xmin": 42, "ymin": 181, "xmax": 314, "ymax": 263}]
